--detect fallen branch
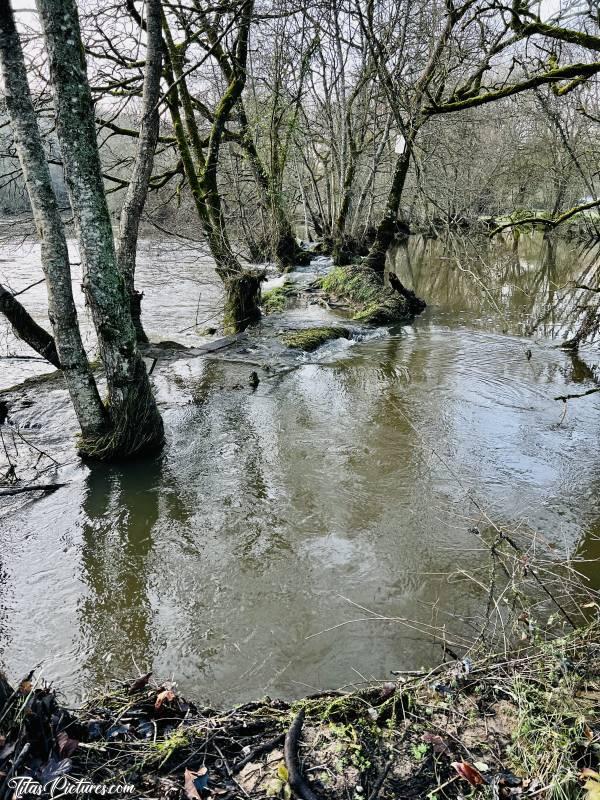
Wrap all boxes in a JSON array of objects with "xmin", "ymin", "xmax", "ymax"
[
  {"xmin": 0, "ymin": 483, "xmax": 66, "ymax": 497},
  {"xmin": 554, "ymin": 388, "xmax": 600, "ymax": 402},
  {"xmin": 284, "ymin": 709, "xmax": 321, "ymax": 800},
  {"xmin": 490, "ymin": 198, "xmax": 600, "ymax": 237}
]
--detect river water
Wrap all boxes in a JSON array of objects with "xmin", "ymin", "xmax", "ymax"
[{"xmin": 1, "ymin": 233, "xmax": 599, "ymax": 705}]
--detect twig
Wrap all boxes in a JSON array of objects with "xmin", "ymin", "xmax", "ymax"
[{"xmin": 554, "ymin": 388, "xmax": 600, "ymax": 401}]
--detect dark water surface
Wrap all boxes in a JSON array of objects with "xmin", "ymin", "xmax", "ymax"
[{"xmin": 1, "ymin": 234, "xmax": 600, "ymax": 705}]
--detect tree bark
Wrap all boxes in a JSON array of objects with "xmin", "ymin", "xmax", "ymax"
[
  {"xmin": 35, "ymin": 0, "xmax": 163, "ymax": 459},
  {"xmin": 237, "ymin": 107, "xmax": 307, "ymax": 270},
  {"xmin": 0, "ymin": 0, "xmax": 107, "ymax": 441},
  {"xmin": 362, "ymin": 148, "xmax": 411, "ymax": 275},
  {"xmin": 115, "ymin": 0, "xmax": 162, "ymax": 344}
]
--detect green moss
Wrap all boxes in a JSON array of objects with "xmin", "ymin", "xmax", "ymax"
[
  {"xmin": 320, "ymin": 266, "xmax": 411, "ymax": 324},
  {"xmin": 262, "ymin": 283, "xmax": 297, "ymax": 314},
  {"xmin": 281, "ymin": 326, "xmax": 351, "ymax": 351}
]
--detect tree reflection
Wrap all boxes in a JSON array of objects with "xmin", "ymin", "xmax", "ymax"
[{"xmin": 78, "ymin": 457, "xmax": 163, "ymax": 687}]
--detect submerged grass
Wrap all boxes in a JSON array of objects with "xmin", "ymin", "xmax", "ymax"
[{"xmin": 281, "ymin": 326, "xmax": 351, "ymax": 351}]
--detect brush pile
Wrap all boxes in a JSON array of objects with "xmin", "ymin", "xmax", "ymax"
[{"xmin": 1, "ymin": 621, "xmax": 599, "ymax": 799}]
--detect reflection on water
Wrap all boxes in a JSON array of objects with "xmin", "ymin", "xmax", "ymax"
[
  {"xmin": 78, "ymin": 460, "xmax": 162, "ymax": 684},
  {"xmin": 391, "ymin": 234, "xmax": 600, "ymax": 341},
  {"xmin": 1, "ymin": 233, "xmax": 600, "ymax": 704}
]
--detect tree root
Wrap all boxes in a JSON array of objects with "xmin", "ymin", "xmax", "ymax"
[{"xmin": 284, "ymin": 709, "xmax": 321, "ymax": 800}]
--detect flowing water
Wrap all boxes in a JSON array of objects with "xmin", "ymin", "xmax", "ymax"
[{"xmin": 1, "ymin": 233, "xmax": 600, "ymax": 706}]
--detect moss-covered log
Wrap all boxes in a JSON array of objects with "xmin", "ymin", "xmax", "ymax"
[{"xmin": 320, "ymin": 266, "xmax": 425, "ymax": 324}]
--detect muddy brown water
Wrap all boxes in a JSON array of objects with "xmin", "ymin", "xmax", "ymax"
[{"xmin": 1, "ymin": 234, "xmax": 599, "ymax": 706}]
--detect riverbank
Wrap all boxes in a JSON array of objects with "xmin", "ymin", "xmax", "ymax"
[{"xmin": 1, "ymin": 620, "xmax": 599, "ymax": 800}]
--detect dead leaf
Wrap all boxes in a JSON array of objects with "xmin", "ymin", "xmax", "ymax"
[
  {"xmin": 421, "ymin": 732, "xmax": 451, "ymax": 756},
  {"xmin": 128, "ymin": 672, "xmax": 152, "ymax": 693},
  {"xmin": 155, "ymin": 689, "xmax": 176, "ymax": 709},
  {"xmin": 184, "ymin": 767, "xmax": 208, "ymax": 799},
  {"xmin": 582, "ymin": 769, "xmax": 600, "ymax": 800},
  {"xmin": 452, "ymin": 761, "xmax": 486, "ymax": 786},
  {"xmin": 56, "ymin": 731, "xmax": 79, "ymax": 758},
  {"xmin": 584, "ymin": 724, "xmax": 595, "ymax": 742}
]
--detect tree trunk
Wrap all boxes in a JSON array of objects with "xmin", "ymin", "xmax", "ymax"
[
  {"xmin": 115, "ymin": 0, "xmax": 162, "ymax": 344},
  {"xmin": 0, "ymin": 283, "xmax": 60, "ymax": 369},
  {"xmin": 162, "ymin": 7, "xmax": 264, "ymax": 333},
  {"xmin": 0, "ymin": 0, "xmax": 107, "ymax": 442},
  {"xmin": 362, "ymin": 148, "xmax": 412, "ymax": 275},
  {"xmin": 222, "ymin": 270, "xmax": 264, "ymax": 333},
  {"xmin": 238, "ymin": 113, "xmax": 307, "ymax": 270},
  {"xmin": 36, "ymin": 0, "xmax": 163, "ymax": 459}
]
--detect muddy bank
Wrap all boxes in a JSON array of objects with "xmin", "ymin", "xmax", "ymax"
[{"xmin": 1, "ymin": 622, "xmax": 599, "ymax": 800}]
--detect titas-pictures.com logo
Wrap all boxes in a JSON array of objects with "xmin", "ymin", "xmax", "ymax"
[{"xmin": 7, "ymin": 777, "xmax": 136, "ymax": 799}]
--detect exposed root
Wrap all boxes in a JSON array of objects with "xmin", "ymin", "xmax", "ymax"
[
  {"xmin": 284, "ymin": 709, "xmax": 322, "ymax": 800},
  {"xmin": 78, "ymin": 365, "xmax": 164, "ymax": 461}
]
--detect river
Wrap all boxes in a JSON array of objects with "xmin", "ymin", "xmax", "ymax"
[{"xmin": 1, "ymin": 233, "xmax": 599, "ymax": 706}]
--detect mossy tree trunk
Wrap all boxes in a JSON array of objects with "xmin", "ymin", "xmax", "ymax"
[
  {"xmin": 362, "ymin": 148, "xmax": 412, "ymax": 276},
  {"xmin": 0, "ymin": 0, "xmax": 107, "ymax": 442},
  {"xmin": 237, "ymin": 110, "xmax": 306, "ymax": 270},
  {"xmin": 36, "ymin": 0, "xmax": 163, "ymax": 459},
  {"xmin": 115, "ymin": 0, "xmax": 162, "ymax": 344},
  {"xmin": 161, "ymin": 3, "xmax": 264, "ymax": 333}
]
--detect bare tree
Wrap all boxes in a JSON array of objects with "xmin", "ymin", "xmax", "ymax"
[
  {"xmin": 34, "ymin": 0, "xmax": 164, "ymax": 458},
  {"xmin": 0, "ymin": 0, "xmax": 107, "ymax": 443},
  {"xmin": 115, "ymin": 0, "xmax": 163, "ymax": 343}
]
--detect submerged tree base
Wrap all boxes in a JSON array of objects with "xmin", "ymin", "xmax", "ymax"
[
  {"xmin": 1, "ymin": 621, "xmax": 598, "ymax": 800},
  {"xmin": 78, "ymin": 364, "xmax": 164, "ymax": 461},
  {"xmin": 223, "ymin": 269, "xmax": 266, "ymax": 334},
  {"xmin": 320, "ymin": 266, "xmax": 425, "ymax": 325}
]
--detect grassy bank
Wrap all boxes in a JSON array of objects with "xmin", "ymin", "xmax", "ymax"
[{"xmin": 1, "ymin": 620, "xmax": 599, "ymax": 800}]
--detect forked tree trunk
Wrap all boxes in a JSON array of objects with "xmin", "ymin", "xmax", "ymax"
[
  {"xmin": 35, "ymin": 0, "xmax": 163, "ymax": 459},
  {"xmin": 0, "ymin": 0, "xmax": 107, "ymax": 441},
  {"xmin": 115, "ymin": 0, "xmax": 162, "ymax": 343},
  {"xmin": 238, "ymin": 116, "xmax": 306, "ymax": 270},
  {"xmin": 161, "ymin": 5, "xmax": 264, "ymax": 334}
]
